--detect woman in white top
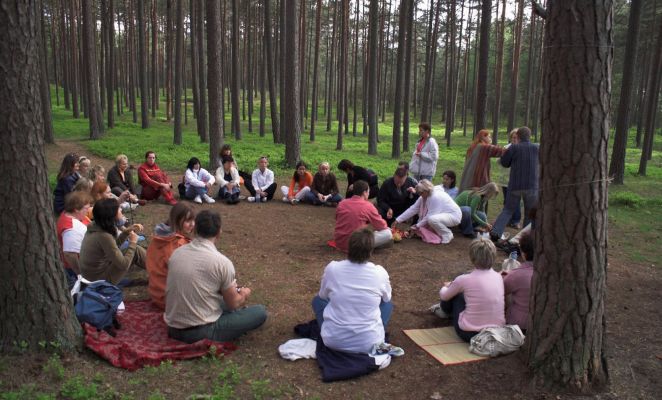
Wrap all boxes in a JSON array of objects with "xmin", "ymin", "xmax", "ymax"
[
  {"xmin": 312, "ymin": 228, "xmax": 393, "ymax": 354},
  {"xmin": 184, "ymin": 157, "xmax": 216, "ymax": 204},
  {"xmin": 394, "ymin": 180, "xmax": 462, "ymax": 244}
]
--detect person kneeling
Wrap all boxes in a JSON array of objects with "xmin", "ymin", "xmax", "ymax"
[
  {"xmin": 166, "ymin": 210, "xmax": 267, "ymax": 343},
  {"xmin": 312, "ymin": 228, "xmax": 393, "ymax": 353}
]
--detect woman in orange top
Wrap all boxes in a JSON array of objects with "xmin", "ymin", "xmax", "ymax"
[
  {"xmin": 145, "ymin": 203, "xmax": 196, "ymax": 310},
  {"xmin": 280, "ymin": 161, "xmax": 313, "ymax": 205}
]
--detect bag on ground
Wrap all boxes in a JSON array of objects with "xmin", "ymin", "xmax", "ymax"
[
  {"xmin": 469, "ymin": 325, "xmax": 525, "ymax": 357},
  {"xmin": 74, "ymin": 281, "xmax": 123, "ymax": 335}
]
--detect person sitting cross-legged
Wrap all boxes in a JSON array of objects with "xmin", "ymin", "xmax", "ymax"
[
  {"xmin": 281, "ymin": 161, "xmax": 313, "ymax": 205},
  {"xmin": 312, "ymin": 227, "xmax": 393, "ymax": 353},
  {"xmin": 438, "ymin": 237, "xmax": 505, "ymax": 342},
  {"xmin": 303, "ymin": 162, "xmax": 343, "ymax": 206},
  {"xmin": 215, "ymin": 156, "xmax": 241, "ymax": 204},
  {"xmin": 138, "ymin": 150, "xmax": 177, "ymax": 205},
  {"xmin": 248, "ymin": 156, "xmax": 277, "ymax": 202},
  {"xmin": 333, "ymin": 180, "xmax": 393, "ymax": 252},
  {"xmin": 184, "ymin": 157, "xmax": 216, "ymax": 204},
  {"xmin": 166, "ymin": 210, "xmax": 267, "ymax": 343}
]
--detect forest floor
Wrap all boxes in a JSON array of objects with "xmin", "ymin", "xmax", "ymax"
[{"xmin": 0, "ymin": 139, "xmax": 660, "ymax": 400}]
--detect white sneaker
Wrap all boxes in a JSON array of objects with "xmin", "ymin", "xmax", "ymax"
[
  {"xmin": 247, "ymin": 196, "xmax": 256, "ymax": 203},
  {"xmin": 238, "ymin": 195, "xmax": 247, "ymax": 200},
  {"xmin": 429, "ymin": 303, "xmax": 449, "ymax": 319},
  {"xmin": 194, "ymin": 195, "xmax": 202, "ymax": 204},
  {"xmin": 282, "ymin": 197, "xmax": 289, "ymax": 203},
  {"xmin": 261, "ymin": 197, "xmax": 268, "ymax": 202},
  {"xmin": 202, "ymin": 194, "xmax": 216, "ymax": 204},
  {"xmin": 290, "ymin": 198, "xmax": 299, "ymax": 205}
]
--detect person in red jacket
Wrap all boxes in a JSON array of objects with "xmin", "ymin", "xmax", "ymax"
[{"xmin": 138, "ymin": 151, "xmax": 177, "ymax": 205}]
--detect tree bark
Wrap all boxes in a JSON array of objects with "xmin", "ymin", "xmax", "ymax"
[
  {"xmin": 473, "ymin": 0, "xmax": 491, "ymax": 137},
  {"xmin": 402, "ymin": 0, "xmax": 415, "ymax": 152},
  {"xmin": 0, "ymin": 0, "xmax": 82, "ymax": 352},
  {"xmin": 309, "ymin": 0, "xmax": 322, "ymax": 142},
  {"xmin": 283, "ymin": 0, "xmax": 301, "ymax": 166},
  {"xmin": 391, "ymin": 0, "xmax": 409, "ymax": 158},
  {"xmin": 206, "ymin": 0, "xmax": 224, "ymax": 169},
  {"xmin": 137, "ymin": 0, "xmax": 149, "ymax": 128},
  {"xmin": 492, "ymin": 0, "xmax": 506, "ymax": 143},
  {"xmin": 506, "ymin": 0, "xmax": 525, "ymax": 135},
  {"xmin": 528, "ymin": 0, "xmax": 612, "ymax": 391},
  {"xmin": 151, "ymin": 0, "xmax": 158, "ymax": 117},
  {"xmin": 444, "ymin": 0, "xmax": 457, "ymax": 147},
  {"xmin": 196, "ymin": 0, "xmax": 208, "ymax": 142},
  {"xmin": 68, "ymin": 0, "xmax": 80, "ymax": 118},
  {"xmin": 82, "ymin": 0, "xmax": 103, "ymax": 138},
  {"xmin": 39, "ymin": 0, "xmax": 54, "ymax": 143},
  {"xmin": 608, "ymin": 0, "xmax": 642, "ymax": 184},
  {"xmin": 336, "ymin": 0, "xmax": 349, "ymax": 150},
  {"xmin": 173, "ymin": 0, "xmax": 183, "ymax": 144},
  {"xmin": 231, "ymin": 0, "xmax": 242, "ymax": 139},
  {"xmin": 166, "ymin": 0, "xmax": 173, "ymax": 121},
  {"xmin": 638, "ymin": 19, "xmax": 662, "ymax": 176},
  {"xmin": 106, "ymin": 0, "xmax": 115, "ymax": 128},
  {"xmin": 367, "ymin": 0, "xmax": 379, "ymax": 154},
  {"xmin": 264, "ymin": 0, "xmax": 281, "ymax": 143}
]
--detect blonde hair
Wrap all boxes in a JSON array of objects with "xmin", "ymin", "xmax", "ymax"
[
  {"xmin": 469, "ymin": 238, "xmax": 497, "ymax": 269},
  {"xmin": 73, "ymin": 177, "xmax": 93, "ymax": 192},
  {"xmin": 415, "ymin": 179, "xmax": 435, "ymax": 195},
  {"xmin": 471, "ymin": 182, "xmax": 500, "ymax": 200},
  {"xmin": 78, "ymin": 156, "xmax": 91, "ymax": 167},
  {"xmin": 115, "ymin": 154, "xmax": 128, "ymax": 166},
  {"xmin": 89, "ymin": 165, "xmax": 106, "ymax": 182}
]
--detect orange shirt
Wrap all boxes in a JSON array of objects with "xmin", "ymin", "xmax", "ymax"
[
  {"xmin": 146, "ymin": 232, "xmax": 191, "ymax": 310},
  {"xmin": 287, "ymin": 171, "xmax": 314, "ymax": 198}
]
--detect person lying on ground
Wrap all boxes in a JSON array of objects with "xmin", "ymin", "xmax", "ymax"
[
  {"xmin": 438, "ymin": 237, "xmax": 505, "ymax": 342},
  {"xmin": 215, "ymin": 156, "xmax": 241, "ymax": 204},
  {"xmin": 377, "ymin": 166, "xmax": 418, "ymax": 226},
  {"xmin": 393, "ymin": 180, "xmax": 462, "ymax": 244},
  {"xmin": 146, "ymin": 203, "xmax": 196, "ymax": 310},
  {"xmin": 166, "ymin": 210, "xmax": 267, "ymax": 343},
  {"xmin": 304, "ymin": 162, "xmax": 343, "ymax": 206},
  {"xmin": 337, "ymin": 159, "xmax": 379, "ymax": 199},
  {"xmin": 312, "ymin": 227, "xmax": 393, "ymax": 353},
  {"xmin": 138, "ymin": 150, "xmax": 177, "ymax": 205},
  {"xmin": 184, "ymin": 157, "xmax": 216, "ymax": 204},
  {"xmin": 79, "ymin": 198, "xmax": 146, "ymax": 285},
  {"xmin": 53, "ymin": 153, "xmax": 80, "ymax": 214},
  {"xmin": 248, "ymin": 156, "xmax": 277, "ymax": 202},
  {"xmin": 281, "ymin": 160, "xmax": 313, "ymax": 205},
  {"xmin": 455, "ymin": 182, "xmax": 500, "ymax": 239},
  {"xmin": 334, "ymin": 180, "xmax": 393, "ymax": 252}
]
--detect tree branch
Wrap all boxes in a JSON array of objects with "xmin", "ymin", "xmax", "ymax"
[{"xmin": 532, "ymin": 1, "xmax": 548, "ymax": 19}]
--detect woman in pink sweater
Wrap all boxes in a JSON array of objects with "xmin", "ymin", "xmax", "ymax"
[{"xmin": 439, "ymin": 238, "xmax": 505, "ymax": 342}]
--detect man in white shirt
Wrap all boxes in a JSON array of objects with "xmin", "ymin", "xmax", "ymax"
[
  {"xmin": 312, "ymin": 228, "xmax": 393, "ymax": 354},
  {"xmin": 248, "ymin": 156, "xmax": 277, "ymax": 202}
]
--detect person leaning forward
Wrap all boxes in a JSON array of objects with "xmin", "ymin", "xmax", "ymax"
[{"xmin": 165, "ymin": 210, "xmax": 267, "ymax": 343}]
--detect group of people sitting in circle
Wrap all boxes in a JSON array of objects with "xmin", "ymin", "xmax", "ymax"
[{"xmin": 52, "ymin": 121, "xmax": 538, "ymax": 358}]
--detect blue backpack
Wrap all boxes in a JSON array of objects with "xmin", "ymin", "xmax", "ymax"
[{"xmin": 74, "ymin": 281, "xmax": 123, "ymax": 335}]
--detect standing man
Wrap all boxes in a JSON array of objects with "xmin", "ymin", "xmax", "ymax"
[
  {"xmin": 410, "ymin": 122, "xmax": 439, "ymax": 182},
  {"xmin": 138, "ymin": 151, "xmax": 177, "ymax": 205},
  {"xmin": 334, "ymin": 180, "xmax": 393, "ymax": 252},
  {"xmin": 165, "ymin": 210, "xmax": 267, "ymax": 343},
  {"xmin": 491, "ymin": 126, "xmax": 539, "ymax": 240}
]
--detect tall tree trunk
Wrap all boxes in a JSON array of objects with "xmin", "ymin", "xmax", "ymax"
[
  {"xmin": 39, "ymin": 0, "xmax": 54, "ymax": 143},
  {"xmin": 608, "ymin": 0, "xmax": 642, "ymax": 184},
  {"xmin": 137, "ymin": 0, "xmax": 149, "ymax": 128},
  {"xmin": 638, "ymin": 20, "xmax": 662, "ymax": 176},
  {"xmin": 283, "ymin": 0, "xmax": 301, "ymax": 166},
  {"xmin": 336, "ymin": 0, "xmax": 348, "ymax": 150},
  {"xmin": 492, "ymin": 0, "xmax": 506, "ymax": 143},
  {"xmin": 247, "ymin": 2, "xmax": 254, "ymax": 133},
  {"xmin": 402, "ymin": 0, "xmax": 415, "ymax": 152},
  {"xmin": 49, "ymin": 1, "xmax": 60, "ymax": 107},
  {"xmin": 231, "ymin": 0, "xmax": 242, "ymax": 139},
  {"xmin": 197, "ymin": 0, "xmax": 208, "ymax": 142},
  {"xmin": 506, "ymin": 0, "xmax": 525, "ymax": 135},
  {"xmin": 166, "ymin": 0, "xmax": 173, "ymax": 121},
  {"xmin": 444, "ymin": 0, "xmax": 457, "ymax": 147},
  {"xmin": 309, "ymin": 0, "xmax": 322, "ymax": 142},
  {"xmin": 528, "ymin": 0, "xmax": 612, "ymax": 391},
  {"xmin": 391, "ymin": 0, "xmax": 409, "ymax": 158},
  {"xmin": 206, "ymin": 0, "xmax": 224, "ymax": 168},
  {"xmin": 59, "ymin": 0, "xmax": 70, "ymax": 110},
  {"xmin": 421, "ymin": 0, "xmax": 442, "ymax": 123},
  {"xmin": 473, "ymin": 0, "xmax": 491, "ymax": 137},
  {"xmin": 151, "ymin": 0, "xmax": 158, "ymax": 117},
  {"xmin": 326, "ymin": 0, "xmax": 338, "ymax": 132},
  {"xmin": 259, "ymin": 42, "xmax": 266, "ymax": 137},
  {"xmin": 173, "ymin": 0, "xmax": 184, "ymax": 144},
  {"xmin": 82, "ymin": 0, "xmax": 103, "ymax": 138},
  {"xmin": 367, "ymin": 0, "xmax": 379, "ymax": 154},
  {"xmin": 68, "ymin": 0, "xmax": 80, "ymax": 118},
  {"xmin": 523, "ymin": 5, "xmax": 537, "ymax": 126},
  {"xmin": 0, "ymin": 0, "xmax": 82, "ymax": 352},
  {"xmin": 106, "ymin": 0, "xmax": 115, "ymax": 128},
  {"xmin": 264, "ymin": 0, "xmax": 281, "ymax": 143},
  {"xmin": 351, "ymin": 0, "xmax": 360, "ymax": 137}
]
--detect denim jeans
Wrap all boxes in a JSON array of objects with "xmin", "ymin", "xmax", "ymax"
[
  {"xmin": 311, "ymin": 295, "xmax": 393, "ymax": 332},
  {"xmin": 218, "ymin": 185, "xmax": 241, "ymax": 199},
  {"xmin": 502, "ymin": 186, "xmax": 521, "ymax": 225},
  {"xmin": 185, "ymin": 185, "xmax": 208, "ymax": 199},
  {"xmin": 459, "ymin": 207, "xmax": 488, "ymax": 235},
  {"xmin": 168, "ymin": 304, "xmax": 267, "ymax": 343},
  {"xmin": 440, "ymin": 294, "xmax": 478, "ymax": 343},
  {"xmin": 492, "ymin": 189, "xmax": 537, "ymax": 237},
  {"xmin": 303, "ymin": 191, "xmax": 343, "ymax": 205}
]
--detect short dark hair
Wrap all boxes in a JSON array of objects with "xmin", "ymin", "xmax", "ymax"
[
  {"xmin": 398, "ymin": 161, "xmax": 410, "ymax": 170},
  {"xmin": 347, "ymin": 227, "xmax": 374, "ymax": 263},
  {"xmin": 352, "ymin": 180, "xmax": 369, "ymax": 196},
  {"xmin": 169, "ymin": 202, "xmax": 196, "ymax": 233},
  {"xmin": 145, "ymin": 150, "xmax": 155, "ymax": 159},
  {"xmin": 394, "ymin": 167, "xmax": 407, "ymax": 178},
  {"xmin": 187, "ymin": 157, "xmax": 201, "ymax": 171},
  {"xmin": 222, "ymin": 156, "xmax": 234, "ymax": 165},
  {"xmin": 337, "ymin": 159, "xmax": 354, "ymax": 172},
  {"xmin": 517, "ymin": 126, "xmax": 532, "ymax": 142},
  {"xmin": 418, "ymin": 122, "xmax": 431, "ymax": 132},
  {"xmin": 195, "ymin": 210, "xmax": 222, "ymax": 239},
  {"xmin": 93, "ymin": 198, "xmax": 120, "ymax": 236},
  {"xmin": 442, "ymin": 170, "xmax": 457, "ymax": 188},
  {"xmin": 519, "ymin": 232, "xmax": 535, "ymax": 261}
]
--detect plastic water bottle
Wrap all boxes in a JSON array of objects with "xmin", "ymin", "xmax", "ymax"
[{"xmin": 502, "ymin": 251, "xmax": 520, "ymax": 273}]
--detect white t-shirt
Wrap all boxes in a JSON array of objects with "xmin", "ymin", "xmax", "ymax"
[
  {"xmin": 319, "ymin": 260, "xmax": 392, "ymax": 353},
  {"xmin": 62, "ymin": 218, "xmax": 88, "ymax": 253}
]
